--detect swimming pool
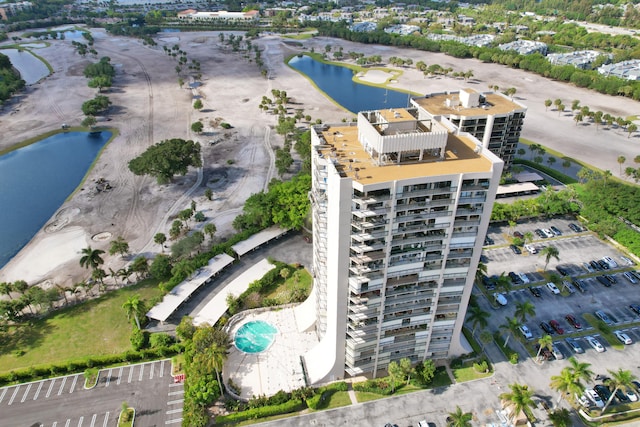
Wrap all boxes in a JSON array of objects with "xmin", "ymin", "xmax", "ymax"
[{"xmin": 234, "ymin": 320, "xmax": 278, "ymax": 353}]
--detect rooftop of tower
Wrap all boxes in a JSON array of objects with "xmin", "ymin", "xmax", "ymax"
[
  {"xmin": 412, "ymin": 89, "xmax": 526, "ymax": 117},
  {"xmin": 314, "ymin": 109, "xmax": 499, "ymax": 185}
]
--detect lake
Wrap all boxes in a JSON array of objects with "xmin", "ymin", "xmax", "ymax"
[
  {"xmin": 1, "ymin": 49, "xmax": 50, "ymax": 85},
  {"xmin": 0, "ymin": 131, "xmax": 112, "ymax": 269},
  {"xmin": 288, "ymin": 55, "xmax": 412, "ymax": 113}
]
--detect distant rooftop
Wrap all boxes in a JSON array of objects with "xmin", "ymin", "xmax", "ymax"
[{"xmin": 412, "ymin": 90, "xmax": 525, "ymax": 117}]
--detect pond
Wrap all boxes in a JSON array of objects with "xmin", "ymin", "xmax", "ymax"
[
  {"xmin": 0, "ymin": 131, "xmax": 112, "ymax": 269},
  {"xmin": 1, "ymin": 49, "xmax": 50, "ymax": 85},
  {"xmin": 288, "ymin": 55, "xmax": 412, "ymax": 113}
]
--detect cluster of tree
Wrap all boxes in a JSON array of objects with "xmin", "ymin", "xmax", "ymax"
[
  {"xmin": 0, "ymin": 280, "xmax": 60, "ymax": 322},
  {"xmin": 128, "ymin": 138, "xmax": 202, "ymax": 184},
  {"xmin": 544, "ymin": 98, "xmax": 637, "ymax": 136},
  {"xmin": 84, "ymin": 57, "xmax": 114, "ymax": 92},
  {"xmin": 0, "ymin": 53, "xmax": 25, "ymax": 104},
  {"xmin": 491, "ymin": 188, "xmax": 580, "ymax": 222}
]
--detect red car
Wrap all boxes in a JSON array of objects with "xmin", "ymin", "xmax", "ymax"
[
  {"xmin": 565, "ymin": 314, "xmax": 582, "ymax": 330},
  {"xmin": 549, "ymin": 319, "xmax": 565, "ymax": 335}
]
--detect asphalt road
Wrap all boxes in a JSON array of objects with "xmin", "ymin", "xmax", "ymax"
[{"xmin": 0, "ymin": 359, "xmax": 182, "ymax": 427}]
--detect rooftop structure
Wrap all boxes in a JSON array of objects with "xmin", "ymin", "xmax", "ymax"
[
  {"xmin": 384, "ymin": 24, "xmax": 421, "ymax": 35},
  {"xmin": 598, "ymin": 60, "xmax": 640, "ymax": 81},
  {"xmin": 177, "ymin": 9, "xmax": 259, "ymax": 21},
  {"xmin": 302, "ymin": 107, "xmax": 503, "ymax": 383},
  {"xmin": 427, "ymin": 33, "xmax": 495, "ymax": 47},
  {"xmin": 411, "ymin": 89, "xmax": 527, "ymax": 169},
  {"xmin": 498, "ymin": 39, "xmax": 547, "ymax": 55},
  {"xmin": 547, "ymin": 50, "xmax": 607, "ymax": 70}
]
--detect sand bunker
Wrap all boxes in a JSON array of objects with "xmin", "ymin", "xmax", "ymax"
[
  {"xmin": 358, "ymin": 69, "xmax": 393, "ymax": 84},
  {"xmin": 92, "ymin": 231, "xmax": 112, "ymax": 241}
]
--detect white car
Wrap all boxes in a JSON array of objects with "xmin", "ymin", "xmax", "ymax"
[
  {"xmin": 517, "ymin": 272, "xmax": 530, "ymax": 284},
  {"xmin": 615, "ymin": 330, "xmax": 633, "ymax": 345},
  {"xmin": 542, "ymin": 228, "xmax": 555, "ymax": 238},
  {"xmin": 546, "ymin": 282, "xmax": 561, "ymax": 295},
  {"xmin": 493, "ymin": 292, "xmax": 507, "ymax": 306},
  {"xmin": 623, "ymin": 271, "xmax": 638, "ymax": 284},
  {"xmin": 585, "ymin": 388, "xmax": 605, "ymax": 408},
  {"xmin": 524, "ymin": 244, "xmax": 537, "ymax": 254},
  {"xmin": 627, "ymin": 390, "xmax": 639, "ymax": 402},
  {"xmin": 586, "ymin": 336, "xmax": 605, "ymax": 352},
  {"xmin": 620, "ymin": 256, "xmax": 635, "ymax": 266},
  {"xmin": 576, "ymin": 394, "xmax": 590, "ymax": 407},
  {"xmin": 602, "ymin": 256, "xmax": 618, "ymax": 269},
  {"xmin": 519, "ymin": 325, "xmax": 533, "ymax": 339}
]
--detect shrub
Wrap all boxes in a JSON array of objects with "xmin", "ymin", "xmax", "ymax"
[
  {"xmin": 215, "ymin": 399, "xmax": 305, "ymax": 423},
  {"xmin": 473, "ymin": 360, "xmax": 488, "ymax": 373},
  {"xmin": 149, "ymin": 333, "xmax": 174, "ymax": 348},
  {"xmin": 130, "ymin": 328, "xmax": 149, "ymax": 350}
]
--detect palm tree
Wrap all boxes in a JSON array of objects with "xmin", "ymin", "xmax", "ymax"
[
  {"xmin": 602, "ymin": 368, "xmax": 637, "ymax": 414},
  {"xmin": 0, "ymin": 282, "xmax": 13, "ymax": 299},
  {"xmin": 550, "ymin": 367, "xmax": 584, "ymax": 406},
  {"xmin": 467, "ymin": 305, "xmax": 490, "ymax": 334},
  {"xmin": 535, "ymin": 334, "xmax": 553, "ymax": 362},
  {"xmin": 618, "ymin": 155, "xmax": 626, "ymax": 176},
  {"xmin": 122, "ymin": 294, "xmax": 146, "ymax": 329},
  {"xmin": 154, "ymin": 233, "xmax": 167, "ymax": 252},
  {"xmin": 494, "ymin": 272, "xmax": 512, "ymax": 294},
  {"xmin": 548, "ymin": 408, "xmax": 571, "ymax": 427},
  {"xmin": 479, "ymin": 330, "xmax": 493, "ymax": 353},
  {"xmin": 523, "ymin": 231, "xmax": 534, "ymax": 245},
  {"xmin": 446, "ymin": 405, "xmax": 473, "ymax": 427},
  {"xmin": 514, "ymin": 301, "xmax": 536, "ymax": 323},
  {"xmin": 500, "ymin": 316, "xmax": 521, "ymax": 347},
  {"xmin": 544, "ymin": 99, "xmax": 552, "ymax": 111},
  {"xmin": 79, "ymin": 246, "xmax": 105, "ymax": 271},
  {"xmin": 539, "ymin": 245, "xmax": 560, "ymax": 270},
  {"xmin": 500, "ymin": 383, "xmax": 536, "ymax": 422},
  {"xmin": 109, "ymin": 236, "xmax": 129, "ymax": 258},
  {"xmin": 475, "ymin": 261, "xmax": 487, "ymax": 285},
  {"xmin": 566, "ymin": 356, "xmax": 593, "ymax": 384}
]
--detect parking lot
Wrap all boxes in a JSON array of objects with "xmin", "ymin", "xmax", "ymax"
[{"xmin": 0, "ymin": 359, "xmax": 183, "ymax": 427}]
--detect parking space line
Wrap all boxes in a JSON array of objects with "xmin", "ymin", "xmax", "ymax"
[
  {"xmin": 58, "ymin": 377, "xmax": 67, "ymax": 396},
  {"xmin": 0, "ymin": 386, "xmax": 7, "ymax": 403},
  {"xmin": 169, "ymin": 383, "xmax": 182, "ymax": 388},
  {"xmin": 33, "ymin": 380, "xmax": 44, "ymax": 400},
  {"xmin": 116, "ymin": 367, "xmax": 123, "ymax": 385},
  {"xmin": 105, "ymin": 369, "xmax": 111, "ymax": 387},
  {"xmin": 89, "ymin": 413, "xmax": 97, "ymax": 427},
  {"xmin": 77, "ymin": 415, "xmax": 83, "ymax": 427},
  {"xmin": 168, "ymin": 389, "xmax": 184, "ymax": 396},
  {"xmin": 165, "ymin": 419, "xmax": 182, "ymax": 425},
  {"xmin": 166, "ymin": 408, "xmax": 182, "ymax": 414},
  {"xmin": 149, "ymin": 363, "xmax": 154, "ymax": 380},
  {"xmin": 138, "ymin": 364, "xmax": 144, "ymax": 381},
  {"xmin": 127, "ymin": 366, "xmax": 134, "ymax": 383},
  {"xmin": 52, "ymin": 422, "xmax": 57, "ymax": 427},
  {"xmin": 46, "ymin": 379, "xmax": 56, "ymax": 398},
  {"xmin": 8, "ymin": 385, "xmax": 20, "ymax": 405},
  {"xmin": 102, "ymin": 412, "xmax": 109, "ymax": 427},
  {"xmin": 69, "ymin": 375, "xmax": 78, "ymax": 393},
  {"xmin": 167, "ymin": 399, "xmax": 184, "ymax": 405},
  {"xmin": 21, "ymin": 383, "xmax": 32, "ymax": 402},
  {"xmin": 64, "ymin": 419, "xmax": 70, "ymax": 427},
  {"xmin": 160, "ymin": 360, "xmax": 165, "ymax": 377}
]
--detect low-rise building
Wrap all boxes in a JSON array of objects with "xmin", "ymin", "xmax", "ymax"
[
  {"xmin": 498, "ymin": 39, "xmax": 547, "ymax": 55},
  {"xmin": 547, "ymin": 50, "xmax": 607, "ymax": 70},
  {"xmin": 177, "ymin": 9, "xmax": 260, "ymax": 22},
  {"xmin": 598, "ymin": 60, "xmax": 640, "ymax": 80}
]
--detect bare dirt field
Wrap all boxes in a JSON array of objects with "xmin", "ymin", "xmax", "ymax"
[{"xmin": 1, "ymin": 29, "xmax": 639, "ymax": 291}]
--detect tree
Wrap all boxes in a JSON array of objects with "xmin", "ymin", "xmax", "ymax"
[
  {"xmin": 191, "ymin": 121, "xmax": 204, "ymax": 133},
  {"xmin": 399, "ymin": 357, "xmax": 415, "ymax": 385},
  {"xmin": 618, "ymin": 155, "xmax": 626, "ymax": 176},
  {"xmin": 109, "ymin": 236, "xmax": 129, "ymax": 258},
  {"xmin": 154, "ymin": 233, "xmax": 167, "ymax": 252},
  {"xmin": 122, "ymin": 294, "xmax": 146, "ymax": 329},
  {"xmin": 548, "ymin": 408, "xmax": 571, "ymax": 427},
  {"xmin": 82, "ymin": 95, "xmax": 111, "ymax": 116},
  {"xmin": 494, "ymin": 272, "xmax": 512, "ymax": 294},
  {"xmin": 131, "ymin": 256, "xmax": 149, "ymax": 280},
  {"xmin": 535, "ymin": 334, "xmax": 553, "ymax": 362},
  {"xmin": 557, "ymin": 104, "xmax": 565, "ymax": 116},
  {"xmin": 505, "ymin": 87, "xmax": 517, "ymax": 100},
  {"xmin": 499, "ymin": 316, "xmax": 521, "ymax": 347},
  {"xmin": 176, "ymin": 316, "xmax": 196, "ymax": 341},
  {"xmin": 204, "ymin": 188, "xmax": 213, "ymax": 200},
  {"xmin": 550, "ymin": 367, "xmax": 584, "ymax": 406},
  {"xmin": 571, "ymin": 99, "xmax": 580, "ymax": 112},
  {"xmin": 567, "ymin": 356, "xmax": 593, "ymax": 384},
  {"xmin": 419, "ymin": 359, "xmax": 436, "ymax": 384},
  {"xmin": 81, "ymin": 115, "xmax": 97, "ymax": 128},
  {"xmin": 79, "ymin": 246, "xmax": 105, "ymax": 271},
  {"xmin": 602, "ymin": 369, "xmax": 637, "ymax": 413},
  {"xmin": 627, "ymin": 123, "xmax": 637, "ymax": 138},
  {"xmin": 446, "ymin": 406, "xmax": 473, "ymax": 427},
  {"xmin": 193, "ymin": 99, "xmax": 203, "ymax": 110},
  {"xmin": 0, "ymin": 282, "xmax": 13, "ymax": 300},
  {"xmin": 540, "ymin": 245, "xmax": 560, "ymax": 270},
  {"xmin": 88, "ymin": 75, "xmax": 112, "ymax": 92},
  {"xmin": 500, "ymin": 383, "xmax": 535, "ymax": 421},
  {"xmin": 467, "ymin": 305, "xmax": 490, "ymax": 334},
  {"xmin": 203, "ymin": 223, "xmax": 216, "ymax": 240},
  {"xmin": 544, "ymin": 99, "xmax": 552, "ymax": 111},
  {"xmin": 574, "ymin": 113, "xmax": 583, "ymax": 126},
  {"xmin": 150, "ymin": 254, "xmax": 173, "ymax": 280},
  {"xmin": 514, "ymin": 301, "xmax": 535, "ymax": 323},
  {"xmin": 128, "ymin": 138, "xmax": 202, "ymax": 184},
  {"xmin": 479, "ymin": 330, "xmax": 493, "ymax": 353}
]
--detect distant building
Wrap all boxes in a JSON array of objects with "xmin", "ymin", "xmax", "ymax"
[
  {"xmin": 350, "ymin": 21, "xmax": 377, "ymax": 33},
  {"xmin": 498, "ymin": 40, "xmax": 547, "ymax": 55},
  {"xmin": 597, "ymin": 60, "xmax": 640, "ymax": 81},
  {"xmin": 384, "ymin": 24, "xmax": 420, "ymax": 35},
  {"xmin": 547, "ymin": 50, "xmax": 607, "ymax": 70},
  {"xmin": 427, "ymin": 33, "xmax": 494, "ymax": 47},
  {"xmin": 0, "ymin": 1, "xmax": 32, "ymax": 20},
  {"xmin": 177, "ymin": 9, "xmax": 260, "ymax": 22}
]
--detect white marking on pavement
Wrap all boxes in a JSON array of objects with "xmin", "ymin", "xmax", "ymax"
[
  {"xmin": 69, "ymin": 375, "xmax": 78, "ymax": 393},
  {"xmin": 8, "ymin": 385, "xmax": 20, "ymax": 405},
  {"xmin": 64, "ymin": 419, "xmax": 70, "ymax": 427},
  {"xmin": 167, "ymin": 399, "xmax": 184, "ymax": 405},
  {"xmin": 166, "ymin": 408, "xmax": 182, "ymax": 414},
  {"xmin": 77, "ymin": 415, "xmax": 83, "ymax": 427},
  {"xmin": 33, "ymin": 380, "xmax": 44, "ymax": 400},
  {"xmin": 52, "ymin": 422, "xmax": 57, "ymax": 427},
  {"xmin": 127, "ymin": 366, "xmax": 134, "ymax": 383},
  {"xmin": 160, "ymin": 360, "xmax": 165, "ymax": 377},
  {"xmin": 90, "ymin": 413, "xmax": 96, "ymax": 427},
  {"xmin": 168, "ymin": 390, "xmax": 184, "ymax": 396},
  {"xmin": 168, "ymin": 383, "xmax": 182, "ymax": 388},
  {"xmin": 138, "ymin": 364, "xmax": 144, "ymax": 381},
  {"xmin": 102, "ymin": 412, "xmax": 109, "ymax": 427},
  {"xmin": 21, "ymin": 383, "xmax": 32, "ymax": 402},
  {"xmin": 46, "ymin": 379, "xmax": 56, "ymax": 398},
  {"xmin": 0, "ymin": 387, "xmax": 7, "ymax": 403},
  {"xmin": 58, "ymin": 376, "xmax": 67, "ymax": 396},
  {"xmin": 165, "ymin": 419, "xmax": 182, "ymax": 425},
  {"xmin": 105, "ymin": 369, "xmax": 112, "ymax": 387},
  {"xmin": 116, "ymin": 367, "xmax": 123, "ymax": 385},
  {"xmin": 149, "ymin": 363, "xmax": 154, "ymax": 380}
]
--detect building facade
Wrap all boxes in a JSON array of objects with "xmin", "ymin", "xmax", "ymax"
[
  {"xmin": 411, "ymin": 89, "xmax": 526, "ymax": 170},
  {"xmin": 302, "ymin": 107, "xmax": 503, "ymax": 383}
]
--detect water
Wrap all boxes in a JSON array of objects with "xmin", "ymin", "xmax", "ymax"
[
  {"xmin": 0, "ymin": 131, "xmax": 112, "ymax": 269},
  {"xmin": 59, "ymin": 30, "xmax": 85, "ymax": 40},
  {"xmin": 1, "ymin": 49, "xmax": 50, "ymax": 85},
  {"xmin": 234, "ymin": 320, "xmax": 278, "ymax": 353},
  {"xmin": 288, "ymin": 55, "xmax": 412, "ymax": 113},
  {"xmin": 161, "ymin": 29, "xmax": 181, "ymax": 33}
]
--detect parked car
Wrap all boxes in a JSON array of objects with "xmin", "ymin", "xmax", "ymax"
[
  {"xmin": 508, "ymin": 271, "xmax": 523, "ymax": 284},
  {"xmin": 626, "ymin": 390, "xmax": 638, "ymax": 402},
  {"xmin": 550, "ymin": 225, "xmax": 562, "ymax": 236},
  {"xmin": 517, "ymin": 272, "xmax": 530, "ymax": 284},
  {"xmin": 597, "ymin": 259, "xmax": 610, "ymax": 270},
  {"xmin": 549, "ymin": 320, "xmax": 565, "ymax": 335},
  {"xmin": 568, "ymin": 339, "xmax": 584, "ymax": 354},
  {"xmin": 482, "ymin": 275, "xmax": 496, "ymax": 290},
  {"xmin": 418, "ymin": 421, "xmax": 436, "ymax": 427},
  {"xmin": 594, "ymin": 386, "xmax": 612, "ymax": 405},
  {"xmin": 519, "ymin": 325, "xmax": 533, "ymax": 339},
  {"xmin": 573, "ymin": 279, "xmax": 587, "ymax": 293},
  {"xmin": 585, "ymin": 388, "xmax": 605, "ymax": 408},
  {"xmin": 524, "ymin": 244, "xmax": 537, "ymax": 254},
  {"xmin": 604, "ymin": 274, "xmax": 617, "ymax": 284},
  {"xmin": 590, "ymin": 260, "xmax": 603, "ymax": 271},
  {"xmin": 633, "ymin": 381, "xmax": 640, "ymax": 392},
  {"xmin": 536, "ymin": 343, "xmax": 554, "ymax": 360},
  {"xmin": 583, "ymin": 262, "xmax": 595, "ymax": 273},
  {"xmin": 620, "ymin": 256, "xmax": 635, "ymax": 267},
  {"xmin": 576, "ymin": 393, "xmax": 590, "ymax": 408},
  {"xmin": 551, "ymin": 343, "xmax": 564, "ymax": 359},
  {"xmin": 630, "ymin": 304, "xmax": 640, "ymax": 316},
  {"xmin": 513, "ymin": 231, "xmax": 524, "ymax": 239},
  {"xmin": 568, "ymin": 223, "xmax": 583, "ymax": 232},
  {"xmin": 535, "ymin": 228, "xmax": 546, "ymax": 238},
  {"xmin": 528, "ymin": 286, "xmax": 541, "ymax": 297},
  {"xmin": 484, "ymin": 236, "xmax": 494, "ymax": 246},
  {"xmin": 623, "ymin": 271, "xmax": 638, "ymax": 284},
  {"xmin": 595, "ymin": 310, "xmax": 613, "ymax": 325},
  {"xmin": 493, "ymin": 292, "xmax": 507, "ymax": 306},
  {"xmin": 615, "ymin": 388, "xmax": 630, "ymax": 403},
  {"xmin": 586, "ymin": 336, "xmax": 605, "ymax": 352},
  {"xmin": 596, "ymin": 275, "xmax": 612, "ymax": 287},
  {"xmin": 540, "ymin": 321, "xmax": 554, "ymax": 335},
  {"xmin": 556, "ymin": 266, "xmax": 569, "ymax": 276},
  {"xmin": 614, "ymin": 330, "xmax": 632, "ymax": 345},
  {"xmin": 510, "ymin": 245, "xmax": 522, "ymax": 255},
  {"xmin": 542, "ymin": 228, "xmax": 555, "ymax": 238},
  {"xmin": 602, "ymin": 256, "xmax": 618, "ymax": 269},
  {"xmin": 546, "ymin": 282, "xmax": 561, "ymax": 295},
  {"xmin": 565, "ymin": 314, "xmax": 582, "ymax": 329}
]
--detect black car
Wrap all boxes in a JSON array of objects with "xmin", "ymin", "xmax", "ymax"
[
  {"xmin": 568, "ymin": 223, "xmax": 582, "ymax": 232},
  {"xmin": 596, "ymin": 275, "xmax": 612, "ymax": 287},
  {"xmin": 508, "ymin": 271, "xmax": 523, "ymax": 284},
  {"xmin": 539, "ymin": 321, "xmax": 554, "ymax": 335},
  {"xmin": 529, "ymin": 286, "xmax": 542, "ymax": 297},
  {"xmin": 597, "ymin": 260, "xmax": 610, "ymax": 270},
  {"xmin": 590, "ymin": 260, "xmax": 603, "ymax": 271},
  {"xmin": 594, "ymin": 385, "xmax": 613, "ymax": 402},
  {"xmin": 482, "ymin": 275, "xmax": 496, "ymax": 290},
  {"xmin": 550, "ymin": 226, "xmax": 562, "ymax": 236},
  {"xmin": 510, "ymin": 245, "xmax": 522, "ymax": 255},
  {"xmin": 535, "ymin": 228, "xmax": 546, "ymax": 238},
  {"xmin": 630, "ymin": 304, "xmax": 640, "ymax": 316},
  {"xmin": 573, "ymin": 279, "xmax": 587, "ymax": 293},
  {"xmin": 513, "ymin": 231, "xmax": 524, "ymax": 239},
  {"xmin": 484, "ymin": 236, "xmax": 495, "ymax": 246},
  {"xmin": 556, "ymin": 266, "xmax": 569, "ymax": 276},
  {"xmin": 615, "ymin": 388, "xmax": 630, "ymax": 403},
  {"xmin": 604, "ymin": 274, "xmax": 617, "ymax": 284}
]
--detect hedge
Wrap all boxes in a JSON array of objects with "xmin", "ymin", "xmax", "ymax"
[{"xmin": 214, "ymin": 399, "xmax": 306, "ymax": 423}]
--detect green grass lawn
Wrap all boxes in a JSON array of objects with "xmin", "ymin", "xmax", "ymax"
[
  {"xmin": 0, "ymin": 279, "xmax": 161, "ymax": 373},
  {"xmin": 453, "ymin": 363, "xmax": 493, "ymax": 382},
  {"xmin": 264, "ymin": 267, "xmax": 312, "ymax": 304}
]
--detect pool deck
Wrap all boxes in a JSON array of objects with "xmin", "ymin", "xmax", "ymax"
[{"xmin": 225, "ymin": 309, "xmax": 318, "ymax": 399}]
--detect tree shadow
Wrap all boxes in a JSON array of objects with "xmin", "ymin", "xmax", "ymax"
[{"xmin": 0, "ymin": 320, "xmax": 53, "ymax": 357}]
